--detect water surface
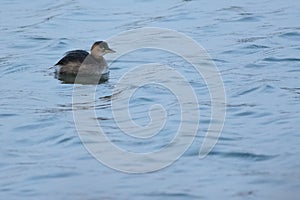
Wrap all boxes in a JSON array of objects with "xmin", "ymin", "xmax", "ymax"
[{"xmin": 1, "ymin": 0, "xmax": 300, "ymax": 199}]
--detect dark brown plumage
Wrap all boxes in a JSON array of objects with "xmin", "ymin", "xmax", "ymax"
[{"xmin": 55, "ymin": 50, "xmax": 89, "ymax": 67}]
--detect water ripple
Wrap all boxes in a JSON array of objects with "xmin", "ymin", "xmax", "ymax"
[
  {"xmin": 144, "ymin": 192, "xmax": 202, "ymax": 199},
  {"xmin": 235, "ymin": 83, "xmax": 275, "ymax": 97},
  {"xmin": 27, "ymin": 171, "xmax": 79, "ymax": 181},
  {"xmin": 263, "ymin": 57, "xmax": 300, "ymax": 62},
  {"xmin": 233, "ymin": 16, "xmax": 262, "ymax": 22},
  {"xmin": 211, "ymin": 151, "xmax": 277, "ymax": 161},
  {"xmin": 279, "ymin": 31, "xmax": 300, "ymax": 40},
  {"xmin": 0, "ymin": 113, "xmax": 18, "ymax": 118}
]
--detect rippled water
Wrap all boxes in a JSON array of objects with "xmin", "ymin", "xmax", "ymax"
[{"xmin": 1, "ymin": 0, "xmax": 300, "ymax": 199}]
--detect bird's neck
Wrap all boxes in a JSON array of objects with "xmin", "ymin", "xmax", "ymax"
[{"xmin": 91, "ymin": 53, "xmax": 105, "ymax": 62}]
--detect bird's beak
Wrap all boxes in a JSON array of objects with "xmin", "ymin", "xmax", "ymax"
[{"xmin": 105, "ymin": 48, "xmax": 116, "ymax": 53}]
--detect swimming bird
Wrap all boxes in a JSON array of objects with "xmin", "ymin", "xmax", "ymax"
[{"xmin": 55, "ymin": 41, "xmax": 115, "ymax": 80}]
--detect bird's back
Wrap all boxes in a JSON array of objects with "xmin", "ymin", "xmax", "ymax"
[{"xmin": 55, "ymin": 50, "xmax": 89, "ymax": 66}]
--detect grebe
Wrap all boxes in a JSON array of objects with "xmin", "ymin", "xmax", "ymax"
[{"xmin": 54, "ymin": 41, "xmax": 115, "ymax": 83}]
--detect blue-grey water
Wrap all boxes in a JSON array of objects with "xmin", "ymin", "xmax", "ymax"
[{"xmin": 1, "ymin": 0, "xmax": 300, "ymax": 199}]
